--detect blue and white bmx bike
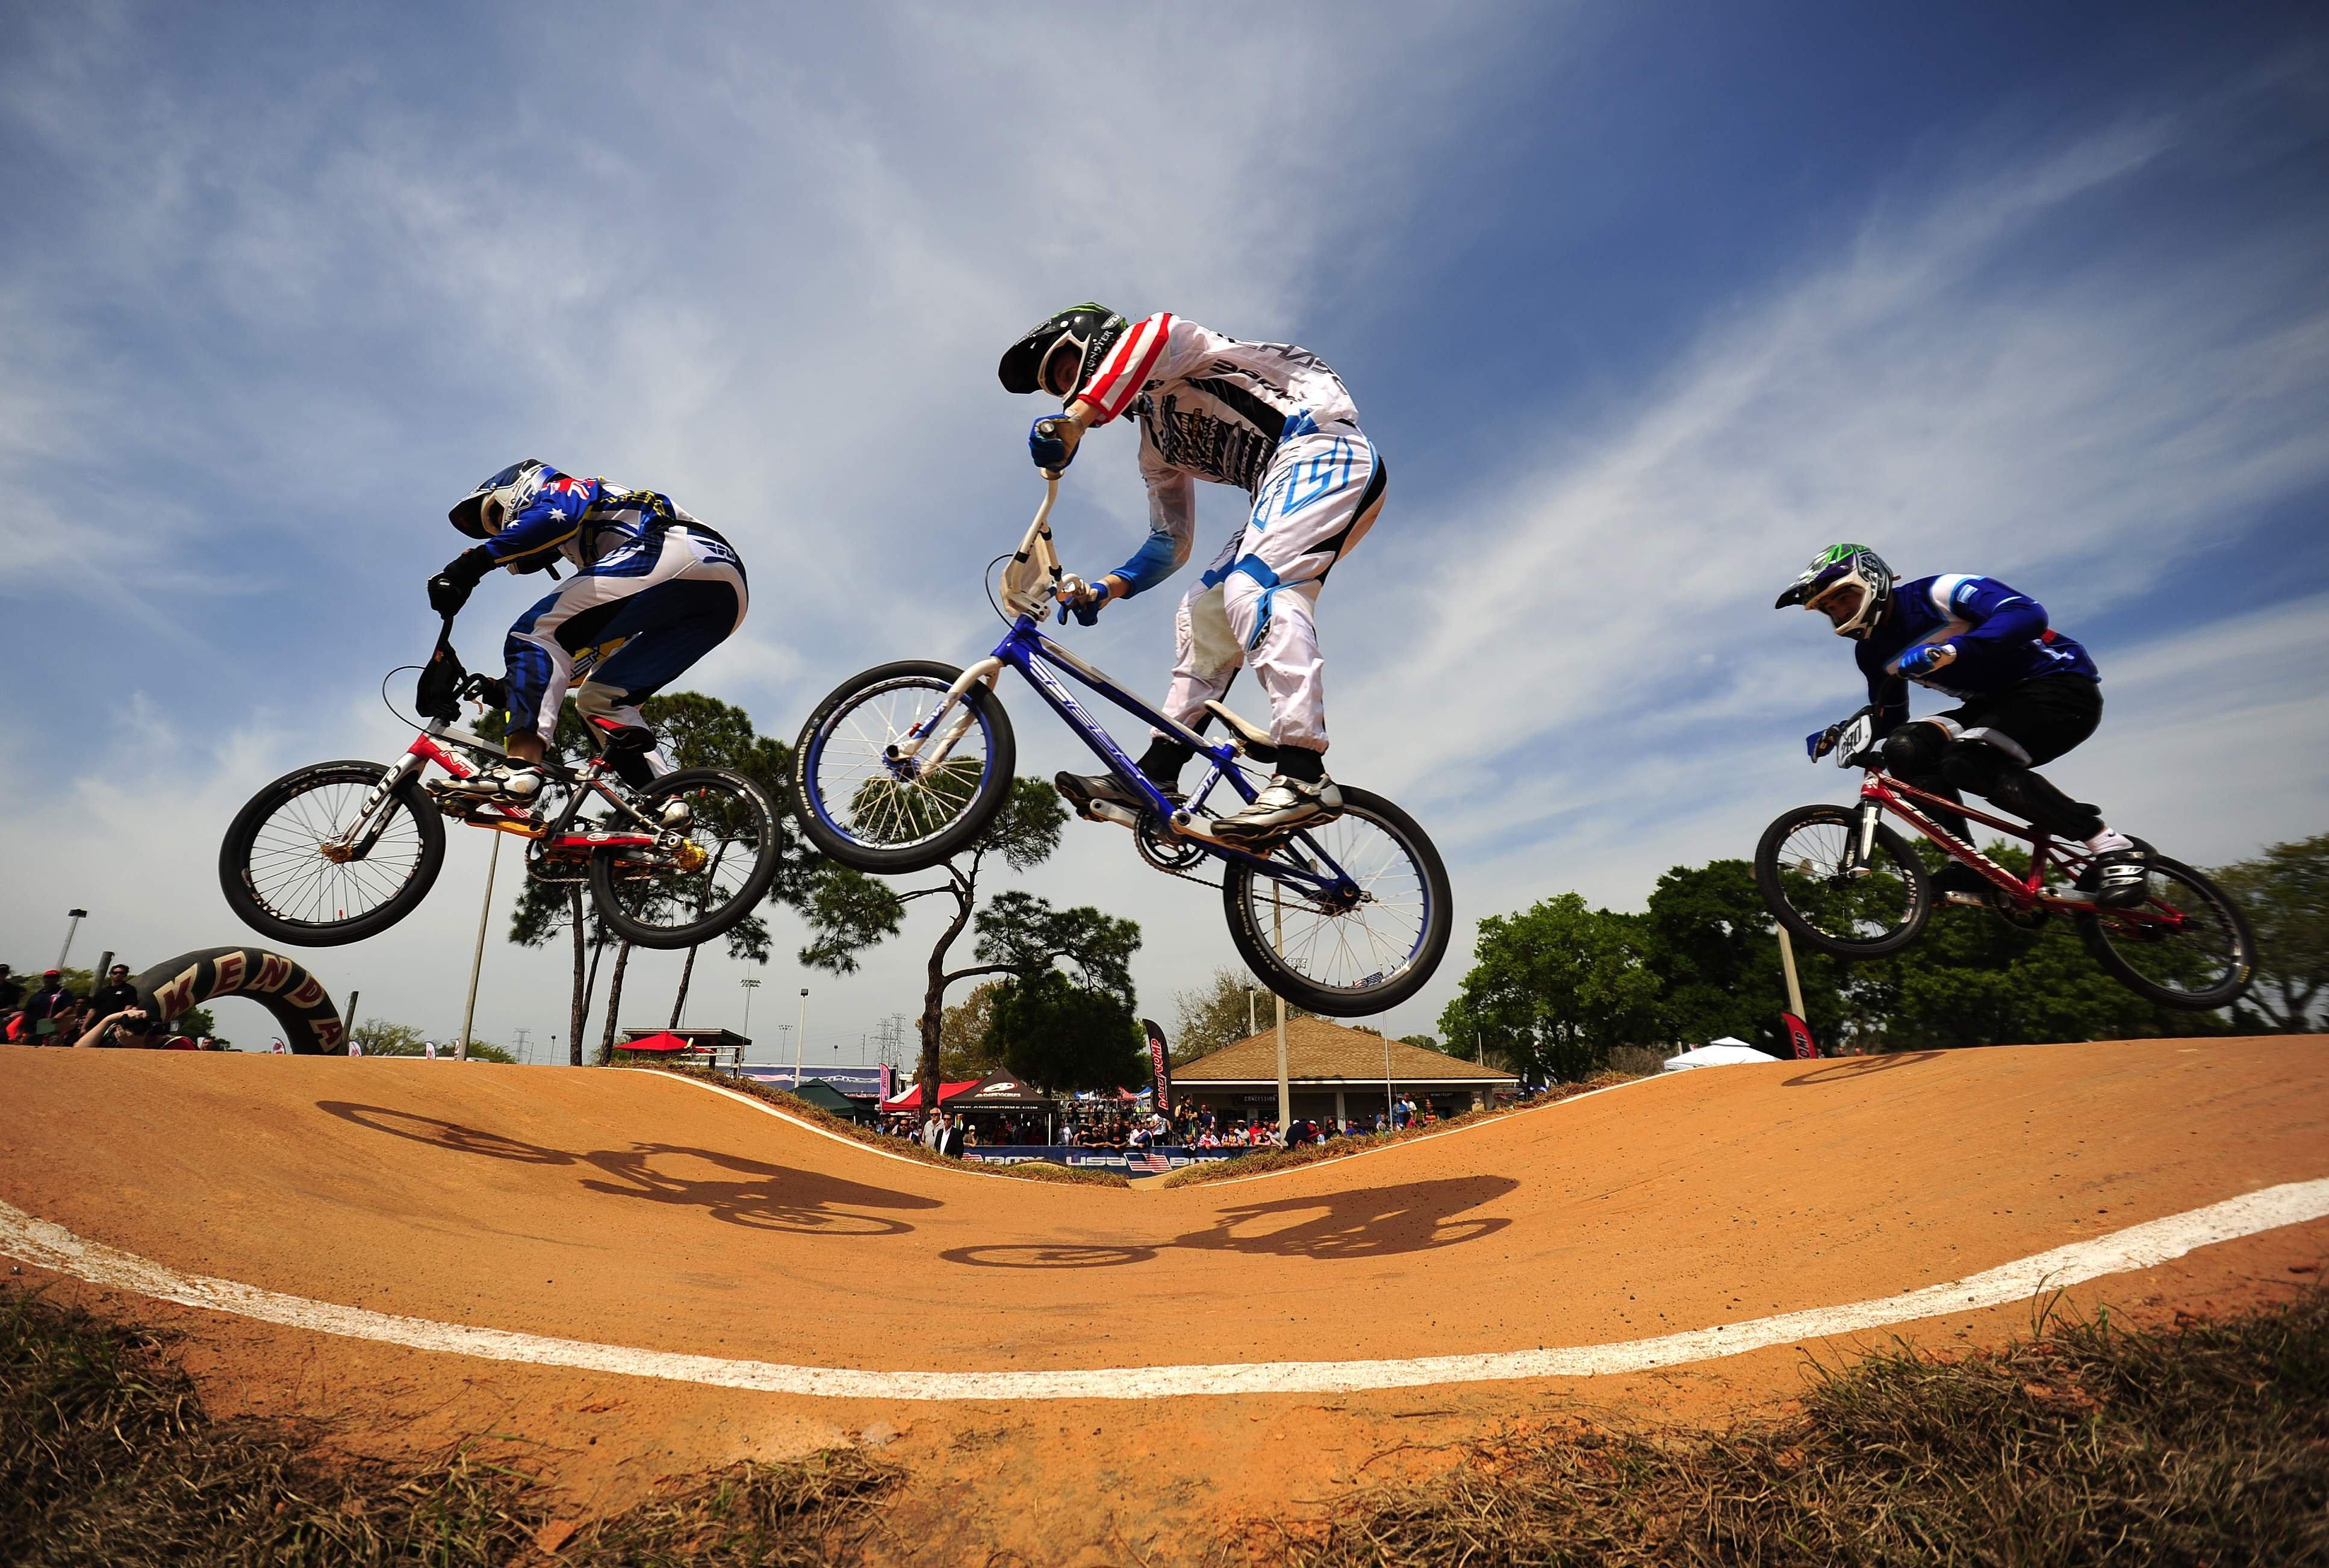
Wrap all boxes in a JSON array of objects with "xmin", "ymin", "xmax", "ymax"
[{"xmin": 790, "ymin": 481, "xmax": 1451, "ymax": 1016}]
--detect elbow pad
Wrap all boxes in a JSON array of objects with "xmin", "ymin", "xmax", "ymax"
[{"xmin": 1110, "ymin": 533, "xmax": 1185, "ymax": 599}]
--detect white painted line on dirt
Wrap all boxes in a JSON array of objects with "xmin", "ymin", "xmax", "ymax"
[
  {"xmin": 658, "ymin": 1073, "xmax": 951, "ymax": 1175},
  {"xmin": 5, "ymin": 1180, "xmax": 2324, "ymax": 1401}
]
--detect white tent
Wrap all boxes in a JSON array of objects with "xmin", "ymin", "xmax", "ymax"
[{"xmin": 1661, "ymin": 1037, "xmax": 1782, "ymax": 1072}]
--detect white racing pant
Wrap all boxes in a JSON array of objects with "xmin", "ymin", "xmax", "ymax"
[{"xmin": 1158, "ymin": 427, "xmax": 1384, "ymax": 754}]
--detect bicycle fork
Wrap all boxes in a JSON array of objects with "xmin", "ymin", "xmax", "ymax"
[{"xmin": 886, "ymin": 658, "xmax": 1003, "ymax": 774}]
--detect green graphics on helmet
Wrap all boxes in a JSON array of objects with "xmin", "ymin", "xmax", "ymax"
[
  {"xmin": 997, "ymin": 303, "xmax": 1130, "ymax": 403},
  {"xmin": 1774, "ymin": 543, "xmax": 1894, "ymax": 639}
]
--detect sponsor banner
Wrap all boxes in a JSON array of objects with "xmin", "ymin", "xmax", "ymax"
[
  {"xmin": 1141, "ymin": 1017, "xmax": 1172, "ymax": 1112},
  {"xmin": 1782, "ymin": 1012, "xmax": 1819, "ymax": 1060},
  {"xmin": 960, "ymin": 1145, "xmax": 1243, "ymax": 1172},
  {"xmin": 741, "ymin": 1065, "xmax": 891, "ymax": 1100}
]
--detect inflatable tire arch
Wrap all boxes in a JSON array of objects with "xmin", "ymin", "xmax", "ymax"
[{"xmin": 134, "ymin": 946, "xmax": 346, "ymax": 1055}]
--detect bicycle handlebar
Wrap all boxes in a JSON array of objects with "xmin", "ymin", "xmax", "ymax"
[{"xmin": 999, "ymin": 477, "xmax": 1066, "ymax": 620}]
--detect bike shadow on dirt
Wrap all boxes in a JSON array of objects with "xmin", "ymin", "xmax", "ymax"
[
  {"xmin": 938, "ymin": 1175, "xmax": 1517, "ymax": 1271},
  {"xmin": 316, "ymin": 1102, "xmax": 940, "ymax": 1237},
  {"xmin": 1782, "ymin": 1051, "xmax": 1947, "ymax": 1087}
]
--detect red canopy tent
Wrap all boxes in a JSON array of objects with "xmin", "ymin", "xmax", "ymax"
[
  {"xmin": 879, "ymin": 1079, "xmax": 981, "ymax": 1112},
  {"xmin": 617, "ymin": 1031, "xmax": 692, "ymax": 1053}
]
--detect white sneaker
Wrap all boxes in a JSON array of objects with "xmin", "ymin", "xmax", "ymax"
[
  {"xmin": 1213, "ymin": 775, "xmax": 1342, "ymax": 842},
  {"xmin": 429, "ymin": 762, "xmax": 547, "ymax": 812}
]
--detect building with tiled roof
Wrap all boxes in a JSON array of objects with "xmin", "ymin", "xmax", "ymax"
[{"xmin": 1172, "ymin": 1016, "xmax": 1519, "ymax": 1128}]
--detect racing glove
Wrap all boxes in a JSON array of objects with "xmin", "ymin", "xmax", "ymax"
[
  {"xmin": 1900, "ymin": 641, "xmax": 1957, "ymax": 677},
  {"xmin": 1028, "ymin": 415, "xmax": 1081, "ymax": 474},
  {"xmin": 1059, "ymin": 577, "xmax": 1112, "ymax": 627},
  {"xmin": 1806, "ymin": 724, "xmax": 1842, "ymax": 762},
  {"xmin": 427, "ymin": 546, "xmax": 496, "ymax": 617}
]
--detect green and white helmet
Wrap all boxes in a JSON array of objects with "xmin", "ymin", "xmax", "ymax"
[{"xmin": 1774, "ymin": 543, "xmax": 1893, "ymax": 639}]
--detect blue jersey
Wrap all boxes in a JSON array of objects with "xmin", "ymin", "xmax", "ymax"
[
  {"xmin": 1857, "ymin": 574, "xmax": 2098, "ymax": 733},
  {"xmin": 485, "ymin": 470, "xmax": 707, "ymax": 574}
]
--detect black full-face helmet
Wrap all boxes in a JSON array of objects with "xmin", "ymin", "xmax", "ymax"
[
  {"xmin": 1774, "ymin": 543, "xmax": 1895, "ymax": 639},
  {"xmin": 997, "ymin": 303, "xmax": 1129, "ymax": 405},
  {"xmin": 449, "ymin": 459, "xmax": 551, "ymax": 539}
]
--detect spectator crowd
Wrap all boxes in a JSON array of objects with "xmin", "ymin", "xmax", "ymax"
[{"xmin": 1, "ymin": 962, "xmax": 220, "ymax": 1050}]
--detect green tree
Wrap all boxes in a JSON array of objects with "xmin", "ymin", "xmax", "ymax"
[
  {"xmin": 1170, "ymin": 966, "xmax": 1311, "ymax": 1065},
  {"xmin": 349, "ymin": 1017, "xmax": 515, "ymax": 1062},
  {"xmin": 938, "ymin": 980, "xmax": 1006, "ymax": 1080},
  {"xmin": 984, "ymin": 969, "xmax": 1146, "ymax": 1093},
  {"xmin": 1641, "ymin": 859, "xmax": 1850, "ymax": 1054},
  {"xmin": 798, "ymin": 777, "xmax": 1142, "ymax": 1106},
  {"xmin": 2214, "ymin": 832, "xmax": 2329, "ymax": 1032},
  {"xmin": 1441, "ymin": 893, "xmax": 1663, "ymax": 1082}
]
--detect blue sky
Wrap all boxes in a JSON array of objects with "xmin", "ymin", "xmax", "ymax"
[{"xmin": 4, "ymin": 2, "xmax": 2324, "ymax": 1059}]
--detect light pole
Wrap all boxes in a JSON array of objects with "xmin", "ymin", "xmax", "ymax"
[
  {"xmin": 458, "ymin": 835, "xmax": 502, "ymax": 1061},
  {"xmin": 1272, "ymin": 886, "xmax": 1291, "ymax": 1140},
  {"xmin": 794, "ymin": 988, "xmax": 809, "ymax": 1090},
  {"xmin": 1248, "ymin": 987, "xmax": 1258, "ymax": 1038},
  {"xmin": 739, "ymin": 977, "xmax": 761, "ymax": 1044},
  {"xmin": 58, "ymin": 909, "xmax": 88, "ymax": 971}
]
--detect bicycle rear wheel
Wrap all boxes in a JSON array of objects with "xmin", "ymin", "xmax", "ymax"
[
  {"xmin": 2074, "ymin": 854, "xmax": 2255, "ymax": 1010},
  {"xmin": 590, "ymin": 768, "xmax": 784, "ymax": 951},
  {"xmin": 792, "ymin": 660, "xmax": 1016, "ymax": 874},
  {"xmin": 219, "ymin": 760, "xmax": 446, "ymax": 946},
  {"xmin": 1755, "ymin": 803, "xmax": 1931, "ymax": 958},
  {"xmin": 1220, "ymin": 786, "xmax": 1451, "ymax": 1016}
]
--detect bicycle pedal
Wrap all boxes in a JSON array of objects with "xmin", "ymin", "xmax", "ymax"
[{"xmin": 1942, "ymin": 891, "xmax": 1988, "ymax": 907}]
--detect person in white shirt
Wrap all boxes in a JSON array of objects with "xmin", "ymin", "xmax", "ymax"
[{"xmin": 1001, "ymin": 306, "xmax": 1387, "ymax": 840}]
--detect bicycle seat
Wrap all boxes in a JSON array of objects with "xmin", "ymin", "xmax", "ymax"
[{"xmin": 1202, "ymin": 701, "xmax": 1277, "ymax": 764}]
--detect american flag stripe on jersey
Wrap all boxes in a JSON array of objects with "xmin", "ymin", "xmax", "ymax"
[{"xmin": 1078, "ymin": 312, "xmax": 1173, "ymax": 423}]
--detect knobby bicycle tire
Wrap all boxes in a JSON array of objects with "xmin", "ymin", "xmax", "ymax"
[
  {"xmin": 1220, "ymin": 785, "xmax": 1453, "ymax": 1017},
  {"xmin": 2074, "ymin": 853, "xmax": 2256, "ymax": 1012},
  {"xmin": 1754, "ymin": 802, "xmax": 1932, "ymax": 959},
  {"xmin": 791, "ymin": 659, "xmax": 1016, "ymax": 874},
  {"xmin": 589, "ymin": 767, "xmax": 785, "ymax": 951},
  {"xmin": 220, "ymin": 759, "xmax": 447, "ymax": 947}
]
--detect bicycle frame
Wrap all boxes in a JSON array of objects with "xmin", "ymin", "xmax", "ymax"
[
  {"xmin": 1850, "ymin": 768, "xmax": 2186, "ymax": 930},
  {"xmin": 329, "ymin": 708, "xmax": 664, "ymax": 865},
  {"xmin": 886, "ymin": 483, "xmax": 1364, "ymax": 903}
]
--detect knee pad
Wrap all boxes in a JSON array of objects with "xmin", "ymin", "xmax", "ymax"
[
  {"xmin": 1880, "ymin": 722, "xmax": 1950, "ymax": 777},
  {"xmin": 1985, "ymin": 767, "xmax": 2103, "ymax": 839}
]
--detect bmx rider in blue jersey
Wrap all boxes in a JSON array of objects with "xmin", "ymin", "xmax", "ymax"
[{"xmin": 1777, "ymin": 544, "xmax": 2148, "ymax": 909}]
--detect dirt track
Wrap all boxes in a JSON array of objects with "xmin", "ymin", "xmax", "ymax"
[{"xmin": 5, "ymin": 1036, "xmax": 2325, "ymax": 1561}]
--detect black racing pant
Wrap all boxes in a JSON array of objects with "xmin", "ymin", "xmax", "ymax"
[{"xmin": 1889, "ymin": 674, "xmax": 2104, "ymax": 843}]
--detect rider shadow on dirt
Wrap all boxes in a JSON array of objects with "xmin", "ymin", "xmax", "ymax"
[
  {"xmin": 939, "ymin": 1176, "xmax": 1517, "ymax": 1271},
  {"xmin": 316, "ymin": 1102, "xmax": 940, "ymax": 1237},
  {"xmin": 1782, "ymin": 1051, "xmax": 1947, "ymax": 1087}
]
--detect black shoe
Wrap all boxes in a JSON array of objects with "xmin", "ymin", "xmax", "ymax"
[
  {"xmin": 2080, "ymin": 839, "xmax": 2152, "ymax": 910},
  {"xmin": 1055, "ymin": 770, "xmax": 1181, "ymax": 818}
]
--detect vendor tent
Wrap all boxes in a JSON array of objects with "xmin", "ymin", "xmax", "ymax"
[
  {"xmin": 953, "ymin": 1074, "xmax": 1053, "ymax": 1111},
  {"xmin": 879, "ymin": 1079, "xmax": 981, "ymax": 1112},
  {"xmin": 1662, "ymin": 1038, "xmax": 1782, "ymax": 1072},
  {"xmin": 792, "ymin": 1078, "xmax": 872, "ymax": 1121}
]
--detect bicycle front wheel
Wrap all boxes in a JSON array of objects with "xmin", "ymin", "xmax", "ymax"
[
  {"xmin": 1755, "ymin": 803, "xmax": 1931, "ymax": 958},
  {"xmin": 590, "ymin": 768, "xmax": 785, "ymax": 951},
  {"xmin": 792, "ymin": 660, "xmax": 1016, "ymax": 874},
  {"xmin": 1220, "ymin": 786, "xmax": 1452, "ymax": 1017},
  {"xmin": 2075, "ymin": 854, "xmax": 2256, "ymax": 1011},
  {"xmin": 219, "ymin": 760, "xmax": 446, "ymax": 946}
]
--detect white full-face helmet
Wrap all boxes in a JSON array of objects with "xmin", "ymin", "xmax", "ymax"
[{"xmin": 448, "ymin": 459, "xmax": 552, "ymax": 540}]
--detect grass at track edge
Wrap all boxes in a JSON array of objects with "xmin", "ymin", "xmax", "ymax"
[
  {"xmin": 8, "ymin": 1280, "xmax": 2322, "ymax": 1564},
  {"xmin": 621, "ymin": 1062, "xmax": 1131, "ymax": 1187},
  {"xmin": 1157, "ymin": 1071, "xmax": 1646, "ymax": 1189},
  {"xmin": 1261, "ymin": 1287, "xmax": 2329, "ymax": 1567},
  {"xmin": 0, "ymin": 1284, "xmax": 899, "ymax": 1567}
]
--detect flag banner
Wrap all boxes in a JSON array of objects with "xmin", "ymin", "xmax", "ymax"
[
  {"xmin": 1141, "ymin": 1018, "xmax": 1172, "ymax": 1112},
  {"xmin": 1782, "ymin": 1012, "xmax": 1818, "ymax": 1060}
]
